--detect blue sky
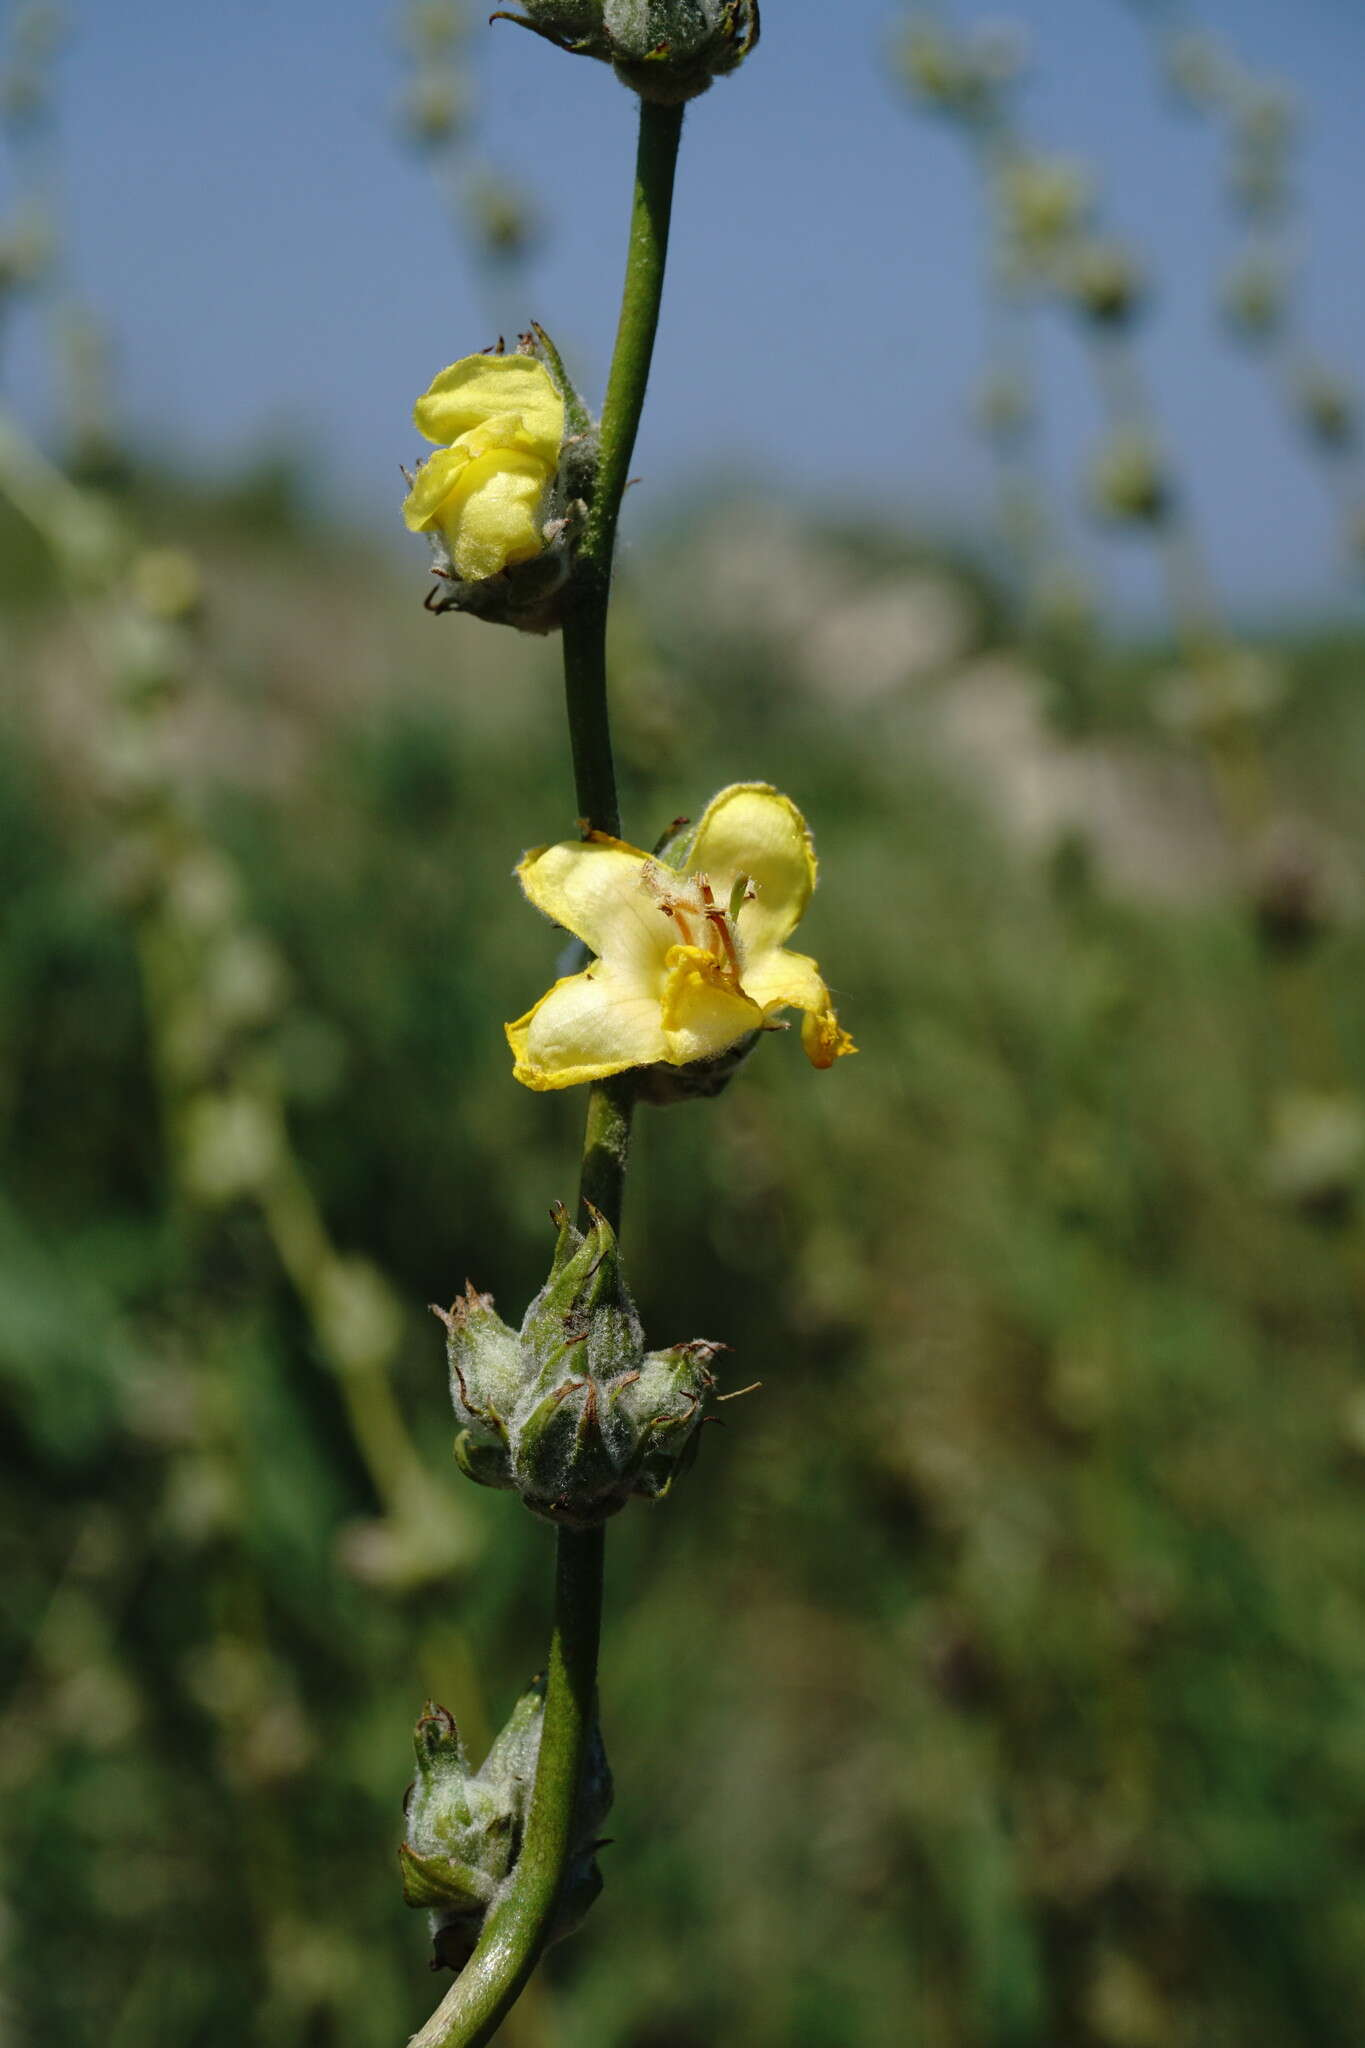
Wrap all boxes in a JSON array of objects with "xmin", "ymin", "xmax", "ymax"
[{"xmin": 5, "ymin": 0, "xmax": 1364, "ymax": 621}]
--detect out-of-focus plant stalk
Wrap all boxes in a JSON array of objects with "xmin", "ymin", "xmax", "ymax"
[
  {"xmin": 1079, "ymin": 312, "xmax": 1278, "ymax": 839},
  {"xmin": 407, "ymin": 93, "xmax": 685, "ymax": 2048},
  {"xmin": 1122, "ymin": 0, "xmax": 1365, "ymax": 570},
  {"xmin": 395, "ymin": 0, "xmax": 541, "ymax": 311},
  {"xmin": 968, "ymin": 114, "xmax": 1281, "ymax": 850},
  {"xmin": 0, "ymin": 409, "xmax": 462, "ymax": 1574},
  {"xmin": 897, "ymin": 6, "xmax": 1365, "ymax": 1302}
]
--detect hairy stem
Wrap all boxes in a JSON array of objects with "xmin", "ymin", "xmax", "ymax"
[
  {"xmin": 579, "ymin": 1075, "xmax": 635, "ymax": 1233},
  {"xmin": 408, "ymin": 90, "xmax": 683, "ymax": 2048}
]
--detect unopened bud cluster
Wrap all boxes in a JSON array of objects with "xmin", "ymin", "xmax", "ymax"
[
  {"xmin": 997, "ymin": 155, "xmax": 1093, "ymax": 263},
  {"xmin": 1061, "ymin": 238, "xmax": 1145, "ymax": 330},
  {"xmin": 437, "ymin": 1204, "xmax": 723, "ymax": 1527},
  {"xmin": 401, "ymin": 1685, "xmax": 612, "ymax": 1970},
  {"xmin": 896, "ymin": 13, "xmax": 1026, "ymax": 127},
  {"xmin": 1293, "ymin": 365, "xmax": 1357, "ymax": 454},
  {"xmin": 1089, "ymin": 431, "xmax": 1172, "ymax": 527},
  {"xmin": 496, "ymin": 0, "xmax": 759, "ymax": 103}
]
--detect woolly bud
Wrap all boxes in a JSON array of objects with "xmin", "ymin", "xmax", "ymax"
[
  {"xmin": 493, "ymin": 0, "xmax": 759, "ymax": 103},
  {"xmin": 400, "ymin": 1684, "xmax": 612, "ymax": 1970},
  {"xmin": 438, "ymin": 1204, "xmax": 724, "ymax": 1527}
]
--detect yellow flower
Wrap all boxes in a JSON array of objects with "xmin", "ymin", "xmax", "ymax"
[
  {"xmin": 402, "ymin": 354, "xmax": 565, "ymax": 582},
  {"xmin": 507, "ymin": 783, "xmax": 857, "ymax": 1091}
]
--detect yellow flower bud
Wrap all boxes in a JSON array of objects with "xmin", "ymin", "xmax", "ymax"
[
  {"xmin": 402, "ymin": 333, "xmax": 594, "ymax": 631},
  {"xmin": 403, "ymin": 352, "xmax": 564, "ymax": 581}
]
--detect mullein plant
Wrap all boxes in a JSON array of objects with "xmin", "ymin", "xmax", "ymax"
[
  {"xmin": 395, "ymin": 8, "xmax": 854, "ymax": 2043},
  {"xmin": 0, "ymin": 409, "xmax": 490, "ymax": 2040},
  {"xmin": 394, "ymin": 1, "xmax": 543, "ymax": 282},
  {"xmin": 895, "ymin": 8, "xmax": 1365, "ymax": 1231},
  {"xmin": 0, "ymin": 2, "xmax": 64, "ymax": 361},
  {"xmin": 905, "ymin": 15, "xmax": 1105, "ymax": 728},
  {"xmin": 0, "ymin": 408, "xmax": 476, "ymax": 1592},
  {"xmin": 897, "ymin": 16, "xmax": 1253, "ymax": 829},
  {"xmin": 1123, "ymin": 0, "xmax": 1365, "ymax": 574}
]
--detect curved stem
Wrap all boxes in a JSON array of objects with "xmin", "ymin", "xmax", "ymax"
[
  {"xmin": 407, "ymin": 1529, "xmax": 604, "ymax": 2048},
  {"xmin": 408, "ymin": 90, "xmax": 682, "ymax": 2048}
]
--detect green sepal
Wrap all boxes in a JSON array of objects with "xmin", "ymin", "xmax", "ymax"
[
  {"xmin": 516, "ymin": 1377, "xmax": 629, "ymax": 1528},
  {"xmin": 398, "ymin": 1841, "xmax": 495, "ymax": 1912},
  {"xmin": 438, "ymin": 1286, "xmax": 519, "ymax": 1448},
  {"xmin": 490, "ymin": 3, "xmax": 607, "ymax": 57},
  {"xmin": 480, "ymin": 1673, "xmax": 546, "ymax": 1788},
  {"xmin": 529, "ymin": 322, "xmax": 594, "ymax": 442},
  {"xmin": 453, "ymin": 1428, "xmax": 517, "ymax": 1491},
  {"xmin": 521, "ymin": 1204, "xmax": 643, "ymax": 1388},
  {"xmin": 650, "ymin": 812, "xmax": 697, "ymax": 866}
]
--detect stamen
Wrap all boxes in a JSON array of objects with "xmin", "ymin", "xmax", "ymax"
[
  {"xmin": 706, "ymin": 909, "xmax": 741, "ymax": 974},
  {"xmin": 641, "ymin": 860, "xmax": 746, "ymax": 972}
]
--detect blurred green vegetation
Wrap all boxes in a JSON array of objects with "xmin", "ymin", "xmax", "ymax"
[{"xmin": 4, "ymin": 465, "xmax": 1365, "ymax": 2048}]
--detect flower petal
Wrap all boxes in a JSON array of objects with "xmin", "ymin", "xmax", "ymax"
[
  {"xmin": 741, "ymin": 946, "xmax": 858, "ymax": 1069},
  {"xmin": 801, "ymin": 1006, "xmax": 857, "ymax": 1069},
  {"xmin": 740, "ymin": 944, "xmax": 829, "ymax": 1016},
  {"xmin": 414, "ymin": 355, "xmax": 564, "ymax": 463},
  {"xmin": 659, "ymin": 945, "xmax": 765, "ymax": 1065},
  {"xmin": 402, "ymin": 445, "xmax": 472, "ymax": 533},
  {"xmin": 516, "ymin": 837, "xmax": 670, "ymax": 973},
  {"xmin": 685, "ymin": 784, "xmax": 817, "ymax": 953},
  {"xmin": 439, "ymin": 450, "xmax": 552, "ymax": 581},
  {"xmin": 506, "ymin": 964, "xmax": 666, "ymax": 1091},
  {"xmin": 458, "ymin": 410, "xmax": 545, "ymax": 458}
]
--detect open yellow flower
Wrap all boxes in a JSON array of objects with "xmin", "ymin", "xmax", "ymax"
[
  {"xmin": 402, "ymin": 354, "xmax": 565, "ymax": 582},
  {"xmin": 507, "ymin": 783, "xmax": 857, "ymax": 1091}
]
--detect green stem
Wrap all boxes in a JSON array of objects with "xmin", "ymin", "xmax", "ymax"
[
  {"xmin": 409, "ymin": 90, "xmax": 681, "ymax": 2048},
  {"xmin": 407, "ymin": 1529, "xmax": 604, "ymax": 2048},
  {"xmin": 578, "ymin": 1075, "xmax": 635, "ymax": 1233},
  {"xmin": 561, "ymin": 96, "xmax": 685, "ymax": 839}
]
